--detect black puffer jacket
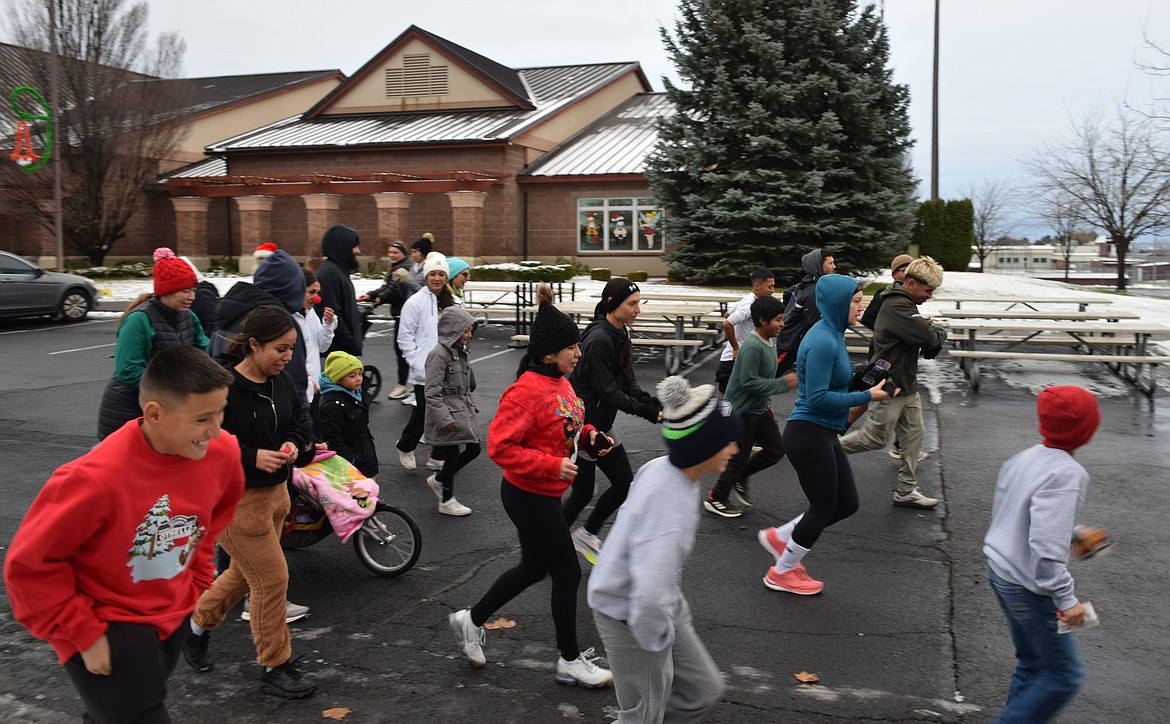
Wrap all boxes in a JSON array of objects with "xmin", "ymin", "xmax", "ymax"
[
  {"xmin": 220, "ymin": 362, "xmax": 314, "ymax": 488},
  {"xmin": 366, "ymin": 257, "xmax": 418, "ymax": 317},
  {"xmin": 317, "ymin": 224, "xmax": 362, "ymax": 355},
  {"xmin": 568, "ymin": 319, "xmax": 660, "ymax": 432},
  {"xmin": 319, "ymin": 384, "xmax": 378, "ymax": 478}
]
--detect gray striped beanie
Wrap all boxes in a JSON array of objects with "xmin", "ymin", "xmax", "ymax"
[{"xmin": 657, "ymin": 376, "xmax": 743, "ymax": 469}]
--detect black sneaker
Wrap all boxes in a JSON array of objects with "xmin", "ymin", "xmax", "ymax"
[
  {"xmin": 182, "ymin": 630, "xmax": 214, "ymax": 672},
  {"xmin": 703, "ymin": 495, "xmax": 743, "ymax": 518},
  {"xmin": 260, "ymin": 658, "xmax": 317, "ymax": 699},
  {"xmin": 732, "ymin": 479, "xmax": 754, "ymax": 507}
]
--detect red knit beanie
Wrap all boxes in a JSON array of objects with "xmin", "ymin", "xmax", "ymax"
[
  {"xmin": 1037, "ymin": 386, "xmax": 1100, "ymax": 451},
  {"xmin": 152, "ymin": 248, "xmax": 197, "ymax": 296}
]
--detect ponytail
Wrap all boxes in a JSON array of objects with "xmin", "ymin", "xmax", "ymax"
[{"xmin": 116, "ymin": 293, "xmax": 153, "ymax": 330}]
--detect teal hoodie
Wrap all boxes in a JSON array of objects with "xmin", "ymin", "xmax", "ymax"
[
  {"xmin": 318, "ymin": 373, "xmax": 362, "ymax": 403},
  {"xmin": 788, "ymin": 274, "xmax": 872, "ymax": 430}
]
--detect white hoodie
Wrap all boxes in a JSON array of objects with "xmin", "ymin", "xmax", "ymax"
[{"xmin": 398, "ymin": 286, "xmax": 440, "ymax": 387}]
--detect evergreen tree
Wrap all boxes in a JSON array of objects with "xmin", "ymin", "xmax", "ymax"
[
  {"xmin": 128, "ymin": 495, "xmax": 172, "ymax": 559},
  {"xmin": 648, "ymin": 0, "xmax": 917, "ymax": 282},
  {"xmin": 913, "ymin": 198, "xmax": 974, "ymax": 273}
]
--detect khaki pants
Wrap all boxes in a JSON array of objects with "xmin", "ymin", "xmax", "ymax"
[
  {"xmin": 193, "ymin": 484, "xmax": 291, "ymax": 667},
  {"xmin": 839, "ymin": 391, "xmax": 924, "ymax": 495}
]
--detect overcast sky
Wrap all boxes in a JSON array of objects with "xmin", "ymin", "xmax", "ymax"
[{"xmin": 136, "ymin": 1, "xmax": 1170, "ymax": 239}]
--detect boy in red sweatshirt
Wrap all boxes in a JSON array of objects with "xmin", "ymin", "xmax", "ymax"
[{"xmin": 4, "ymin": 346, "xmax": 245, "ymax": 724}]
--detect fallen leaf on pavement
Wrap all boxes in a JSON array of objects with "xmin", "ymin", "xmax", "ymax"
[
  {"xmin": 794, "ymin": 671, "xmax": 820, "ymax": 684},
  {"xmin": 485, "ymin": 617, "xmax": 517, "ymax": 630},
  {"xmin": 323, "ymin": 707, "xmax": 351, "ymax": 720}
]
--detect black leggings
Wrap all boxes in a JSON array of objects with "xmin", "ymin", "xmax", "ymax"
[
  {"xmin": 471, "ymin": 479, "xmax": 581, "ymax": 661},
  {"xmin": 561, "ymin": 444, "xmax": 634, "ymax": 536},
  {"xmin": 396, "ymin": 385, "xmax": 426, "ymax": 452},
  {"xmin": 393, "ymin": 320, "xmax": 409, "ymax": 386},
  {"xmin": 434, "ymin": 442, "xmax": 481, "ymax": 501},
  {"xmin": 783, "ymin": 419, "xmax": 859, "ymax": 549}
]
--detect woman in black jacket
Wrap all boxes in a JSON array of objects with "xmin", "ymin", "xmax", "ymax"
[
  {"xmin": 317, "ymin": 224, "xmax": 363, "ymax": 356},
  {"xmin": 361, "ymin": 240, "xmax": 418, "ymax": 400},
  {"xmin": 185, "ymin": 305, "xmax": 317, "ymax": 700},
  {"xmin": 563, "ymin": 278, "xmax": 661, "ymax": 564}
]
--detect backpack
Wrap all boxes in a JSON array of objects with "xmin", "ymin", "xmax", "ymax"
[{"xmin": 776, "ymin": 278, "xmax": 818, "ymax": 353}]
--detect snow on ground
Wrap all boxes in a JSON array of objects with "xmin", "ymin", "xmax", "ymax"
[{"xmin": 90, "ymin": 271, "xmax": 1170, "ymax": 398}]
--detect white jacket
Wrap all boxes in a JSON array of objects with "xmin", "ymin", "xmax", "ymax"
[
  {"xmin": 398, "ymin": 286, "xmax": 439, "ymax": 386},
  {"xmin": 295, "ymin": 308, "xmax": 337, "ymax": 404}
]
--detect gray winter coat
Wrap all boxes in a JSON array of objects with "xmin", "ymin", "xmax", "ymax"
[{"xmin": 424, "ymin": 306, "xmax": 479, "ymax": 446}]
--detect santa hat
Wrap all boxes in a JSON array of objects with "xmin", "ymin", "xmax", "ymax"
[
  {"xmin": 253, "ymin": 242, "xmax": 278, "ymax": 260},
  {"xmin": 1038, "ymin": 385, "xmax": 1101, "ymax": 451},
  {"xmin": 152, "ymin": 248, "xmax": 197, "ymax": 297}
]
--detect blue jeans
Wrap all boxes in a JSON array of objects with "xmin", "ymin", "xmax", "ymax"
[{"xmin": 987, "ymin": 568, "xmax": 1084, "ymax": 723}]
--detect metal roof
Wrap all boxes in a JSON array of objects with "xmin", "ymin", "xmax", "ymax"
[
  {"xmin": 207, "ymin": 63, "xmax": 640, "ymax": 153},
  {"xmin": 160, "ymin": 156, "xmax": 227, "ymax": 180},
  {"xmin": 523, "ymin": 93, "xmax": 672, "ymax": 177}
]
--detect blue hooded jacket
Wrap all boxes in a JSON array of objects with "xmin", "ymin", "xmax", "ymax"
[{"xmin": 788, "ymin": 274, "xmax": 872, "ymax": 430}]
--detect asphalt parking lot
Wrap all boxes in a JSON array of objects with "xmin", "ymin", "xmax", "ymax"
[{"xmin": 1, "ymin": 312, "xmax": 1167, "ymax": 723}]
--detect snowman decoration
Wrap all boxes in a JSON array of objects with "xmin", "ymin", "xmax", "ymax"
[{"xmin": 611, "ymin": 214, "xmax": 629, "ymax": 243}]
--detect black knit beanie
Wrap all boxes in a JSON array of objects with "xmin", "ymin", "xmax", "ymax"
[
  {"xmin": 594, "ymin": 277, "xmax": 640, "ymax": 318},
  {"xmin": 411, "ymin": 237, "xmax": 433, "ymax": 256},
  {"xmin": 528, "ymin": 300, "xmax": 580, "ymax": 359}
]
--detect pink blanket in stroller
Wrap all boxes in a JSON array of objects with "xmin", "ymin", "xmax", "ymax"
[{"xmin": 291, "ymin": 451, "xmax": 380, "ymax": 543}]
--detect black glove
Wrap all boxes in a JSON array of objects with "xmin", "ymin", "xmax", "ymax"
[{"xmin": 921, "ymin": 325, "xmax": 948, "ymax": 360}]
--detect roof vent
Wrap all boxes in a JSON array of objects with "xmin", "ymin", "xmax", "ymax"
[{"xmin": 385, "ymin": 54, "xmax": 449, "ymax": 97}]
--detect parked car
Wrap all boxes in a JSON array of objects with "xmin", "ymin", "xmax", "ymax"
[{"xmin": 0, "ymin": 251, "xmax": 99, "ymax": 322}]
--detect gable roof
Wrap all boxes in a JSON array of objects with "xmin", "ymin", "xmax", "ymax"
[
  {"xmin": 305, "ymin": 25, "xmax": 533, "ymax": 118},
  {"xmin": 207, "ymin": 62, "xmax": 645, "ymax": 153},
  {"xmin": 153, "ymin": 70, "xmax": 343, "ymax": 120},
  {"xmin": 522, "ymin": 93, "xmax": 672, "ymax": 179}
]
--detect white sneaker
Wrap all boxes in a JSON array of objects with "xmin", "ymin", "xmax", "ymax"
[
  {"xmin": 425, "ymin": 474, "xmax": 443, "ymax": 501},
  {"xmin": 399, "ymin": 450, "xmax": 416, "ymax": 470},
  {"xmin": 241, "ymin": 596, "xmax": 310, "ymax": 624},
  {"xmin": 448, "ymin": 608, "xmax": 486, "ymax": 667},
  {"xmin": 893, "ymin": 489, "xmax": 940, "ymax": 509},
  {"xmin": 571, "ymin": 527, "xmax": 602, "ymax": 565},
  {"xmin": 401, "ymin": 394, "xmax": 417, "ymax": 407},
  {"xmin": 387, "ymin": 384, "xmax": 410, "ymax": 400},
  {"xmin": 438, "ymin": 497, "xmax": 472, "ymax": 516},
  {"xmin": 555, "ymin": 647, "xmax": 613, "ymax": 689},
  {"xmin": 888, "ymin": 447, "xmax": 929, "ymax": 462},
  {"xmin": 426, "ymin": 457, "xmax": 444, "ymax": 471}
]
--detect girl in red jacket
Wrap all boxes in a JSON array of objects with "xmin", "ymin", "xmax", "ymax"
[{"xmin": 447, "ymin": 285, "xmax": 614, "ymax": 689}]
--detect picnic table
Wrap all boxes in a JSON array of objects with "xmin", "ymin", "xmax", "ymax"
[
  {"xmin": 524, "ymin": 299, "xmax": 724, "ymax": 374},
  {"xmin": 932, "ymin": 296, "xmax": 1114, "ymax": 312},
  {"xmin": 935, "ymin": 310, "xmax": 1139, "ymax": 322},
  {"xmin": 945, "ymin": 319, "xmax": 1170, "ymax": 395},
  {"xmin": 463, "ymin": 280, "xmax": 578, "ymax": 345},
  {"xmin": 593, "ymin": 290, "xmax": 745, "ymax": 314}
]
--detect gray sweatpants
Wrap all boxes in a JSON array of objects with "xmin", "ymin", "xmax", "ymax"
[{"xmin": 592, "ymin": 597, "xmax": 724, "ymax": 723}]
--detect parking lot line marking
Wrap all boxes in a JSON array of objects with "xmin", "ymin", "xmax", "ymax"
[
  {"xmin": 49, "ymin": 343, "xmax": 116, "ymax": 355},
  {"xmin": 0, "ymin": 319, "xmax": 112, "ymax": 336},
  {"xmin": 470, "ymin": 349, "xmax": 513, "ymax": 365}
]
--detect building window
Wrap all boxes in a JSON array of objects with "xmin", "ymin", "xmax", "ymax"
[
  {"xmin": 578, "ymin": 197, "xmax": 663, "ymax": 252},
  {"xmin": 385, "ymin": 54, "xmax": 449, "ymax": 97}
]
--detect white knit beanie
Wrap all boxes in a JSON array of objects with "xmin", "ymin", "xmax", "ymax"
[{"xmin": 422, "ymin": 251, "xmax": 449, "ymax": 278}]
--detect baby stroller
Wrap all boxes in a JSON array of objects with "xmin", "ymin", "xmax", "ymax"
[{"xmin": 281, "ymin": 451, "xmax": 421, "ymax": 577}]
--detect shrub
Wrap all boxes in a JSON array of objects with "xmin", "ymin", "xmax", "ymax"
[
  {"xmin": 627, "ymin": 271, "xmax": 649, "ymax": 282},
  {"xmin": 555, "ymin": 256, "xmax": 591, "ymax": 277},
  {"xmin": 472, "ymin": 262, "xmax": 574, "ymax": 283},
  {"xmin": 73, "ymin": 261, "xmax": 152, "ymax": 279},
  {"xmin": 591, "ymin": 268, "xmax": 612, "ymax": 281}
]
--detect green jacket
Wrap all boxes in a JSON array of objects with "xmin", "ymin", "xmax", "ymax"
[
  {"xmin": 871, "ymin": 286, "xmax": 946, "ymax": 396},
  {"xmin": 114, "ymin": 308, "xmax": 209, "ymax": 386},
  {"xmin": 725, "ymin": 332, "xmax": 791, "ymax": 415}
]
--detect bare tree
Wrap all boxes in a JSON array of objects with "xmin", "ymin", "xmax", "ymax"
[
  {"xmin": 1, "ymin": 0, "xmax": 188, "ymax": 265},
  {"xmin": 1023, "ymin": 108, "xmax": 1170, "ymax": 291},
  {"xmin": 963, "ymin": 179, "xmax": 1016, "ymax": 272},
  {"xmin": 1034, "ymin": 192, "xmax": 1081, "ymax": 281}
]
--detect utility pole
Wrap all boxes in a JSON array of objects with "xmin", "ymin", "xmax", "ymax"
[
  {"xmin": 49, "ymin": 0, "xmax": 64, "ymax": 271},
  {"xmin": 930, "ymin": 0, "xmax": 940, "ymax": 201}
]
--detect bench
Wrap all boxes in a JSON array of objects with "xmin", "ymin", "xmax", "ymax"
[
  {"xmin": 933, "ymin": 296, "xmax": 1114, "ymax": 312},
  {"xmin": 510, "ymin": 335, "xmax": 703, "ymax": 375},
  {"xmin": 948, "ymin": 349, "xmax": 1170, "ymax": 396},
  {"xmin": 937, "ymin": 310, "xmax": 1139, "ymax": 322}
]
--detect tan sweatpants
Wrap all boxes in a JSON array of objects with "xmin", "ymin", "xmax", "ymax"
[
  {"xmin": 192, "ymin": 483, "xmax": 291, "ymax": 668},
  {"xmin": 839, "ymin": 391, "xmax": 924, "ymax": 495}
]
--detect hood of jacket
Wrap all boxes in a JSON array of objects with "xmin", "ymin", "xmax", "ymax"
[
  {"xmin": 814, "ymin": 274, "xmax": 862, "ymax": 332},
  {"xmin": 318, "ymin": 373, "xmax": 362, "ymax": 402},
  {"xmin": 321, "ymin": 224, "xmax": 360, "ymax": 272},
  {"xmin": 215, "ymin": 281, "xmax": 283, "ymax": 333},
  {"xmin": 801, "ymin": 248, "xmax": 826, "ymax": 278},
  {"xmin": 437, "ymin": 306, "xmax": 476, "ymax": 348},
  {"xmin": 253, "ymin": 249, "xmax": 306, "ymax": 313}
]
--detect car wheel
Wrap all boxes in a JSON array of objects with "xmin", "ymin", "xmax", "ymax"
[{"xmin": 58, "ymin": 290, "xmax": 91, "ymax": 322}]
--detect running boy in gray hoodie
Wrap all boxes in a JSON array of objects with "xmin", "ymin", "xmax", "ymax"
[
  {"xmin": 588, "ymin": 377, "xmax": 742, "ymax": 723},
  {"xmin": 983, "ymin": 385, "xmax": 1101, "ymax": 723}
]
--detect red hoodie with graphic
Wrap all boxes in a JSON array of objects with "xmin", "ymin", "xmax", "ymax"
[
  {"xmin": 488, "ymin": 368, "xmax": 595, "ymax": 497},
  {"xmin": 4, "ymin": 420, "xmax": 245, "ymax": 664}
]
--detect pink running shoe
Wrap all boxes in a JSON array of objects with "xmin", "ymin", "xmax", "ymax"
[
  {"xmin": 763, "ymin": 565, "xmax": 824, "ymax": 595},
  {"xmin": 757, "ymin": 528, "xmax": 807, "ymax": 572}
]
